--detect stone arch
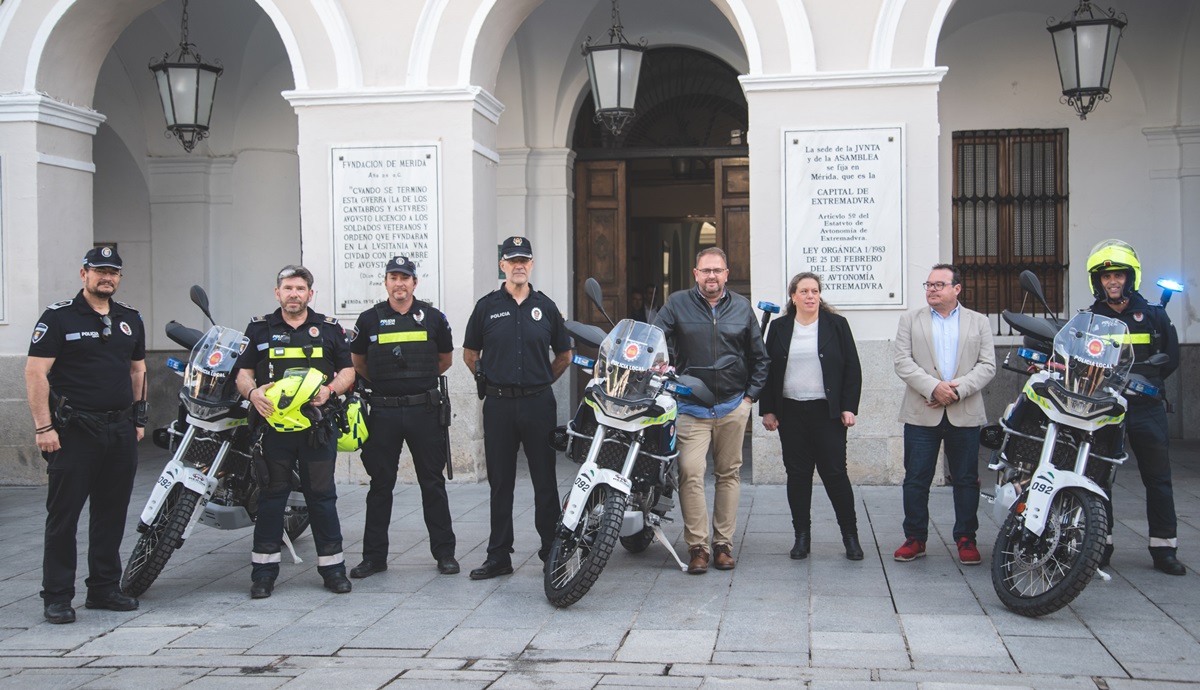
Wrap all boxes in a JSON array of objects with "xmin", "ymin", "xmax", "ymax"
[
  {"xmin": 868, "ymin": 0, "xmax": 960, "ymax": 70},
  {"xmin": 6, "ymin": 0, "xmax": 358, "ymax": 106},
  {"xmin": 405, "ymin": 0, "xmax": 815, "ymax": 94}
]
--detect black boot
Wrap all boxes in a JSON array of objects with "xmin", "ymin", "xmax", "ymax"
[
  {"xmin": 790, "ymin": 532, "xmax": 810, "ymax": 560},
  {"xmin": 1153, "ymin": 553, "xmax": 1186, "ymax": 576},
  {"xmin": 1099, "ymin": 544, "xmax": 1114, "ymax": 568},
  {"xmin": 843, "ymin": 532, "xmax": 864, "ymax": 561}
]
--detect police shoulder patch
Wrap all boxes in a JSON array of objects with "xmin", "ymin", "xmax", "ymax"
[
  {"xmin": 251, "ymin": 314, "xmax": 267, "ymax": 322},
  {"xmin": 114, "ymin": 300, "xmax": 138, "ymax": 313},
  {"xmin": 46, "ymin": 299, "xmax": 73, "ymax": 310},
  {"xmin": 325, "ymin": 316, "xmax": 339, "ymax": 325}
]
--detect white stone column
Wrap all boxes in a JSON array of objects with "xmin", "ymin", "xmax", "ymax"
[
  {"xmin": 0, "ymin": 94, "xmax": 104, "ymax": 482},
  {"xmin": 145, "ymin": 157, "xmax": 235, "ymax": 351},
  {"xmin": 741, "ymin": 70, "xmax": 947, "ymax": 486},
  {"xmin": 284, "ymin": 86, "xmax": 504, "ymax": 483}
]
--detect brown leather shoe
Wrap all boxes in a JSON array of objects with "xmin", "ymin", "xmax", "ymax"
[
  {"xmin": 687, "ymin": 546, "xmax": 709, "ymax": 574},
  {"xmin": 713, "ymin": 543, "xmax": 736, "ymax": 570}
]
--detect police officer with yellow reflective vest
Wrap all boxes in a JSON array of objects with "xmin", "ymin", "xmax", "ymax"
[
  {"xmin": 463, "ymin": 236, "xmax": 572, "ymax": 580},
  {"xmin": 348, "ymin": 256, "xmax": 458, "ymax": 578},
  {"xmin": 1086, "ymin": 240, "xmax": 1186, "ymax": 576},
  {"xmin": 26, "ymin": 247, "xmax": 148, "ymax": 624},
  {"xmin": 234, "ymin": 265, "xmax": 357, "ymax": 598}
]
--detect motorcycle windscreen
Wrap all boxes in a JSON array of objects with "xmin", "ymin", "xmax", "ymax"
[
  {"xmin": 595, "ymin": 319, "xmax": 669, "ymax": 395},
  {"xmin": 1052, "ymin": 312, "xmax": 1134, "ymax": 400},
  {"xmin": 183, "ymin": 325, "xmax": 251, "ymax": 407}
]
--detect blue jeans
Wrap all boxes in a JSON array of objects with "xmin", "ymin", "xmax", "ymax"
[{"xmin": 902, "ymin": 416, "xmax": 980, "ymax": 542}]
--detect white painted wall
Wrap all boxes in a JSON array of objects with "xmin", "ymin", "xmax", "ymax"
[{"xmin": 937, "ymin": 6, "xmax": 1196, "ymax": 334}]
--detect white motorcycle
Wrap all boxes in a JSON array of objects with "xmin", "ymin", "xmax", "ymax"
[
  {"xmin": 544, "ymin": 278, "xmax": 716, "ymax": 608},
  {"xmin": 121, "ymin": 287, "xmax": 309, "ymax": 597},
  {"xmin": 982, "ymin": 271, "xmax": 1173, "ymax": 617}
]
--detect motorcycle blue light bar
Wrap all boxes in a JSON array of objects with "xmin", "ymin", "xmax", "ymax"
[
  {"xmin": 664, "ymin": 381, "xmax": 693, "ymax": 396},
  {"xmin": 572, "ymin": 354, "xmax": 596, "ymax": 368},
  {"xmin": 167, "ymin": 358, "xmax": 187, "ymax": 372},
  {"xmin": 1017, "ymin": 348, "xmax": 1049, "ymax": 363},
  {"xmin": 1128, "ymin": 379, "xmax": 1160, "ymax": 397},
  {"xmin": 757, "ymin": 301, "xmax": 781, "ymax": 314},
  {"xmin": 1157, "ymin": 278, "xmax": 1184, "ymax": 293}
]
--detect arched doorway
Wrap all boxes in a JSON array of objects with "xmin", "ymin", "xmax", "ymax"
[{"xmin": 572, "ymin": 47, "xmax": 749, "ymax": 326}]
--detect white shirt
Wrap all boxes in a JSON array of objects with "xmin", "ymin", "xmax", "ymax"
[{"xmin": 782, "ymin": 319, "xmax": 825, "ymax": 401}]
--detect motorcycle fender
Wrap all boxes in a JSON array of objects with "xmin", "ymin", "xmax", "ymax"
[
  {"xmin": 138, "ymin": 459, "xmax": 217, "ymax": 527},
  {"xmin": 560, "ymin": 463, "xmax": 632, "ymax": 531},
  {"xmin": 1020, "ymin": 470, "xmax": 1108, "ymax": 536}
]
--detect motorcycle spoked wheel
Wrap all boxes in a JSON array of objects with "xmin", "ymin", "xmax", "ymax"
[
  {"xmin": 120, "ymin": 485, "xmax": 200, "ymax": 597},
  {"xmin": 991, "ymin": 488, "xmax": 1108, "ymax": 618},
  {"xmin": 544, "ymin": 486, "xmax": 627, "ymax": 608}
]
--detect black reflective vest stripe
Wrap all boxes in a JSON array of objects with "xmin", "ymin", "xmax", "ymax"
[
  {"xmin": 366, "ymin": 302, "xmax": 439, "ymax": 383},
  {"xmin": 255, "ymin": 320, "xmax": 336, "ymax": 383}
]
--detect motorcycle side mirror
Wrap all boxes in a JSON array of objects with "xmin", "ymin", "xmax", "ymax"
[
  {"xmin": 1145, "ymin": 353, "xmax": 1169, "ymax": 367},
  {"xmin": 1017, "ymin": 270, "xmax": 1055, "ymax": 318},
  {"xmin": 584, "ymin": 277, "xmax": 614, "ymax": 327},
  {"xmin": 189, "ymin": 285, "xmax": 216, "ymax": 327}
]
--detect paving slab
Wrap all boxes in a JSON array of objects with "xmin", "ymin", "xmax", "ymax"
[{"xmin": 0, "ymin": 442, "xmax": 1197, "ymax": 687}]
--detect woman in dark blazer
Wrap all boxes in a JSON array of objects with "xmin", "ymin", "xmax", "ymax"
[{"xmin": 761, "ymin": 272, "xmax": 864, "ymax": 561}]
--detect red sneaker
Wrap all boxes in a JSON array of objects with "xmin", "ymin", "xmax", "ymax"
[
  {"xmin": 957, "ymin": 537, "xmax": 982, "ymax": 565},
  {"xmin": 893, "ymin": 537, "xmax": 926, "ymax": 562}
]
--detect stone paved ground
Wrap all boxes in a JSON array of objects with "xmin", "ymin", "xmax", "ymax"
[{"xmin": 0, "ymin": 442, "xmax": 1196, "ymax": 689}]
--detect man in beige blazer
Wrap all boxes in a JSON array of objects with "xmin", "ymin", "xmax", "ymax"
[{"xmin": 892, "ymin": 264, "xmax": 995, "ymax": 565}]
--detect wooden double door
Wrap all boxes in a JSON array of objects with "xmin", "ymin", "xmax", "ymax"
[{"xmin": 573, "ymin": 157, "xmax": 750, "ymax": 330}]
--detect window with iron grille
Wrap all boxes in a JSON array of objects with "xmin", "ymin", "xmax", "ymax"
[{"xmin": 952, "ymin": 129, "xmax": 1068, "ymax": 315}]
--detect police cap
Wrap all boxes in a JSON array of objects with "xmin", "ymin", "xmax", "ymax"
[
  {"xmin": 83, "ymin": 246, "xmax": 122, "ymax": 270},
  {"xmin": 501, "ymin": 236, "xmax": 533, "ymax": 260},
  {"xmin": 385, "ymin": 256, "xmax": 417, "ymax": 276}
]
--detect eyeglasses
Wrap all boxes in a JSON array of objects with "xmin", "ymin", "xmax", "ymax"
[
  {"xmin": 99, "ymin": 314, "xmax": 112, "ymax": 343},
  {"xmin": 695, "ymin": 268, "xmax": 728, "ymax": 276},
  {"xmin": 922, "ymin": 281, "xmax": 955, "ymax": 291}
]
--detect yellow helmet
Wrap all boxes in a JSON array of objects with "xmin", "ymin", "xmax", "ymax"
[
  {"xmin": 263, "ymin": 368, "xmax": 325, "ymax": 432},
  {"xmin": 1086, "ymin": 239, "xmax": 1141, "ymax": 300},
  {"xmin": 337, "ymin": 397, "xmax": 369, "ymax": 452}
]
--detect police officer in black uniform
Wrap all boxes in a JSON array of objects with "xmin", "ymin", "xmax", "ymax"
[
  {"xmin": 1086, "ymin": 240, "xmax": 1186, "ymax": 576},
  {"xmin": 234, "ymin": 265, "xmax": 357, "ymax": 598},
  {"xmin": 462, "ymin": 236, "xmax": 572, "ymax": 580},
  {"xmin": 349, "ymin": 256, "xmax": 458, "ymax": 578},
  {"xmin": 26, "ymin": 247, "xmax": 147, "ymax": 624}
]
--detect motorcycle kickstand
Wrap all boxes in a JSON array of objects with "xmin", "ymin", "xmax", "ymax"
[
  {"xmin": 651, "ymin": 524, "xmax": 689, "ymax": 572},
  {"xmin": 281, "ymin": 532, "xmax": 303, "ymax": 565}
]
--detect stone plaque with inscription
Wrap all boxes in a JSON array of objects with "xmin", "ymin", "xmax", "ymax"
[
  {"xmin": 331, "ymin": 144, "xmax": 442, "ymax": 317},
  {"xmin": 783, "ymin": 127, "xmax": 905, "ymax": 308}
]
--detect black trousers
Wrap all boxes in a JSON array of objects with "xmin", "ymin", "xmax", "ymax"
[
  {"xmin": 359, "ymin": 405, "xmax": 455, "ymax": 561},
  {"xmin": 776, "ymin": 398, "xmax": 857, "ymax": 534},
  {"xmin": 482, "ymin": 388, "xmax": 559, "ymax": 565},
  {"xmin": 42, "ymin": 420, "xmax": 138, "ymax": 604},
  {"xmin": 1109, "ymin": 401, "xmax": 1178, "ymax": 555},
  {"xmin": 251, "ymin": 430, "xmax": 344, "ymax": 581}
]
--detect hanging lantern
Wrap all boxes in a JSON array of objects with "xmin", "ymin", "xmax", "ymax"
[
  {"xmin": 582, "ymin": 0, "xmax": 645, "ymax": 137},
  {"xmin": 1047, "ymin": 0, "xmax": 1126, "ymax": 120},
  {"xmin": 150, "ymin": 0, "xmax": 222, "ymax": 152}
]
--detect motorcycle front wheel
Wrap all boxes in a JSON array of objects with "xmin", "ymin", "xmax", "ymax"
[
  {"xmin": 544, "ymin": 486, "xmax": 627, "ymax": 608},
  {"xmin": 992, "ymin": 488, "xmax": 1108, "ymax": 618},
  {"xmin": 120, "ymin": 486, "xmax": 200, "ymax": 597}
]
